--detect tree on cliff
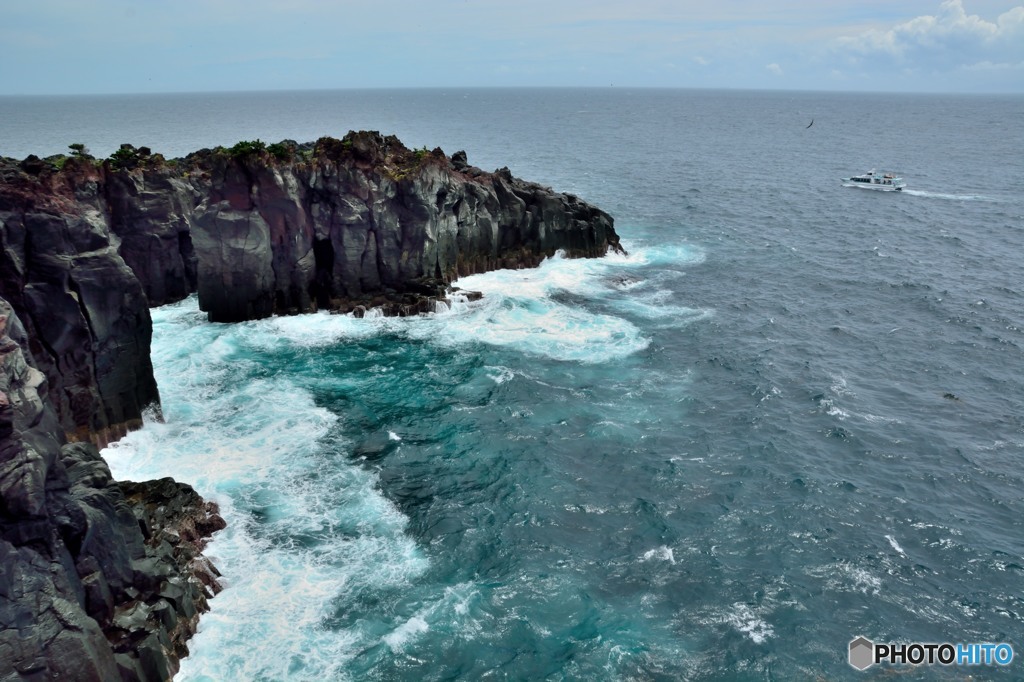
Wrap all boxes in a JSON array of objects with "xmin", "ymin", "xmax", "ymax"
[{"xmin": 68, "ymin": 142, "xmax": 91, "ymax": 158}]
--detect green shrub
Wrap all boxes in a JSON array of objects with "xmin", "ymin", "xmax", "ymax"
[
  {"xmin": 267, "ymin": 142, "xmax": 293, "ymax": 161},
  {"xmin": 108, "ymin": 144, "xmax": 138, "ymax": 170},
  {"xmin": 229, "ymin": 139, "xmax": 267, "ymax": 158}
]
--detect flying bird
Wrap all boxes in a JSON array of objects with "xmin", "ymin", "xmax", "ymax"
[{"xmin": 806, "ymin": 118, "xmax": 814, "ymax": 129}]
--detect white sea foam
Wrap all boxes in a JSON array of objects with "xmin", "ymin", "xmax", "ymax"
[
  {"xmin": 97, "ymin": 236, "xmax": 708, "ymax": 675},
  {"xmin": 233, "ymin": 240, "xmax": 707, "ymax": 366},
  {"xmin": 826, "ymin": 404, "xmax": 849, "ymax": 419},
  {"xmin": 198, "ymin": 246, "xmax": 677, "ymax": 365},
  {"xmin": 245, "ymin": 310, "xmax": 382, "ymax": 348},
  {"xmin": 861, "ymin": 413, "xmax": 903, "ymax": 425},
  {"xmin": 886, "ymin": 534, "xmax": 907, "ymax": 557},
  {"xmin": 616, "ymin": 292, "xmax": 713, "ymax": 324},
  {"xmin": 383, "ymin": 616, "xmax": 429, "ymax": 651},
  {"xmin": 381, "ymin": 582, "xmax": 483, "ymax": 653},
  {"xmin": 724, "ymin": 603, "xmax": 774, "ymax": 644},
  {"xmin": 102, "ymin": 297, "xmax": 429, "ymax": 681},
  {"xmin": 904, "ymin": 189, "xmax": 991, "ymax": 201},
  {"xmin": 485, "ymin": 365, "xmax": 516, "ymax": 384},
  {"xmin": 404, "ymin": 253, "xmax": 652, "ymax": 363},
  {"xmin": 829, "ymin": 373, "xmax": 853, "ymax": 397},
  {"xmin": 410, "ymin": 298, "xmax": 648, "ymax": 363},
  {"xmin": 819, "ymin": 397, "xmax": 848, "ymax": 419},
  {"xmin": 641, "ymin": 545, "xmax": 676, "ymax": 564},
  {"xmin": 617, "ymin": 240, "xmax": 706, "ymax": 267},
  {"xmin": 806, "ymin": 562, "xmax": 882, "ymax": 595}
]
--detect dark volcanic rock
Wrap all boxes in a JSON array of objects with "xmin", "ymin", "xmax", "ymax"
[
  {"xmin": 105, "ymin": 162, "xmax": 199, "ymax": 307},
  {"xmin": 3, "ymin": 131, "xmax": 622, "ymax": 325},
  {"xmin": 178, "ymin": 132, "xmax": 622, "ymax": 321},
  {"xmin": 0, "ymin": 300, "xmax": 223, "ymax": 681},
  {"xmin": 0, "ymin": 159, "xmax": 160, "ymax": 448},
  {"xmin": 0, "ymin": 131, "xmax": 620, "ymax": 678}
]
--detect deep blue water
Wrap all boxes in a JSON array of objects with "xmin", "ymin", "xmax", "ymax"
[{"xmin": 5, "ymin": 89, "xmax": 1023, "ymax": 680}]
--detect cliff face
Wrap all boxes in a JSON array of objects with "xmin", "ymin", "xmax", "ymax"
[
  {"xmin": 3, "ymin": 132, "xmax": 621, "ymax": 439},
  {"xmin": 97, "ymin": 132, "xmax": 621, "ymax": 323},
  {"xmin": 0, "ymin": 131, "xmax": 620, "ymax": 679},
  {"xmin": 0, "ymin": 157, "xmax": 160, "ymax": 450},
  {"xmin": 0, "ymin": 300, "xmax": 225, "ymax": 682}
]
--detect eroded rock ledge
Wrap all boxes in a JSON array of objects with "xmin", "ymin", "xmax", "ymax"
[
  {"xmin": 0, "ymin": 131, "xmax": 621, "ymax": 679},
  {"xmin": 0, "ymin": 303, "xmax": 224, "ymax": 681},
  {"xmin": 2, "ymin": 132, "xmax": 621, "ymax": 444}
]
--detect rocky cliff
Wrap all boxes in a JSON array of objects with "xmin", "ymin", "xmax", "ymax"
[
  {"xmin": 0, "ymin": 131, "xmax": 621, "ymax": 679},
  {"xmin": 0, "ymin": 301, "xmax": 225, "ymax": 681},
  {"xmin": 105, "ymin": 132, "xmax": 622, "ymax": 322},
  {"xmin": 0, "ymin": 155, "xmax": 160, "ymax": 450},
  {"xmin": 3, "ymin": 132, "xmax": 621, "ymax": 442}
]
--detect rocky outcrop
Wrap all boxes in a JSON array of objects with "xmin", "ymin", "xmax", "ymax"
[
  {"xmin": 105, "ymin": 160, "xmax": 198, "ymax": 308},
  {"xmin": 0, "ymin": 301, "xmax": 224, "ymax": 681},
  {"xmin": 4, "ymin": 133, "xmax": 623, "ymax": 324},
  {"xmin": 3, "ymin": 134, "xmax": 620, "ymax": 440},
  {"xmin": 178, "ymin": 134, "xmax": 621, "ymax": 322},
  {"xmin": 0, "ymin": 132, "xmax": 620, "ymax": 679},
  {"xmin": 0, "ymin": 156, "xmax": 160, "ymax": 449}
]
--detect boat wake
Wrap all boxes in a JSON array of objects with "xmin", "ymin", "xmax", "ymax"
[{"xmin": 903, "ymin": 189, "xmax": 991, "ymax": 201}]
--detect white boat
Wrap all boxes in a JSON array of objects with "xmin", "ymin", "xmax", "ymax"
[{"xmin": 841, "ymin": 170, "xmax": 906, "ymax": 191}]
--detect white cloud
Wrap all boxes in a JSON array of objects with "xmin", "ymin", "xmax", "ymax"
[
  {"xmin": 3, "ymin": 0, "xmax": 1022, "ymax": 93},
  {"xmin": 959, "ymin": 58, "xmax": 1024, "ymax": 70},
  {"xmin": 834, "ymin": 0, "xmax": 1024, "ymax": 70}
]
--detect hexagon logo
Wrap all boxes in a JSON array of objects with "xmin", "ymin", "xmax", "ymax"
[{"xmin": 849, "ymin": 636, "xmax": 875, "ymax": 670}]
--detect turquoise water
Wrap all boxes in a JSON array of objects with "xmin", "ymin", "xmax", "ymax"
[
  {"xmin": 103, "ymin": 246, "xmax": 716, "ymax": 679},
  {"xmin": 21, "ymin": 87, "xmax": 1013, "ymax": 679}
]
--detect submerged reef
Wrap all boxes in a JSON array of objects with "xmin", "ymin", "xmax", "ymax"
[{"xmin": 0, "ymin": 132, "xmax": 620, "ymax": 679}]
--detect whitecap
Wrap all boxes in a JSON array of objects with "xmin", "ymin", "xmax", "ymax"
[
  {"xmin": 383, "ymin": 616, "xmax": 429, "ymax": 652},
  {"xmin": 485, "ymin": 365, "xmax": 515, "ymax": 384},
  {"xmin": 860, "ymin": 413, "xmax": 903, "ymax": 425},
  {"xmin": 829, "ymin": 373, "xmax": 853, "ymax": 396},
  {"xmin": 641, "ymin": 545, "xmax": 676, "ymax": 564},
  {"xmin": 615, "ymin": 292, "xmax": 713, "ymax": 324},
  {"xmin": 885, "ymin": 534, "xmax": 907, "ymax": 557},
  {"xmin": 806, "ymin": 562, "xmax": 881, "ymax": 595},
  {"xmin": 826, "ymin": 404, "xmax": 849, "ymax": 419},
  {"xmin": 723, "ymin": 603, "xmax": 774, "ymax": 644}
]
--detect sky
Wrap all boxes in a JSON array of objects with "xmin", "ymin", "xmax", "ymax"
[{"xmin": 0, "ymin": 0, "xmax": 1021, "ymax": 95}]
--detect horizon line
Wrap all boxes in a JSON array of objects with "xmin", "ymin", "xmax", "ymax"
[{"xmin": 2, "ymin": 84, "xmax": 1022, "ymax": 98}]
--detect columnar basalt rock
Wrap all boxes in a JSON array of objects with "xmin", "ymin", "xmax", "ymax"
[
  {"xmin": 0, "ymin": 133, "xmax": 620, "ymax": 679},
  {"xmin": 104, "ymin": 163, "xmax": 199, "ymax": 307},
  {"xmin": 0, "ymin": 156, "xmax": 160, "ymax": 448},
  {"xmin": 0, "ymin": 300, "xmax": 224, "ymax": 681},
  {"xmin": 5, "ymin": 132, "xmax": 622, "ymax": 326},
  {"xmin": 174, "ymin": 134, "xmax": 623, "ymax": 321}
]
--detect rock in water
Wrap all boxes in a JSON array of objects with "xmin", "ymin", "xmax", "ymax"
[
  {"xmin": 3, "ymin": 132, "xmax": 622, "ymax": 326},
  {"xmin": 0, "ymin": 132, "xmax": 620, "ymax": 677},
  {"xmin": 0, "ymin": 299, "xmax": 224, "ymax": 681}
]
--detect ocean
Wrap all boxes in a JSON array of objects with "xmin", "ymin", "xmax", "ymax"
[{"xmin": 3, "ymin": 88, "xmax": 1022, "ymax": 680}]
